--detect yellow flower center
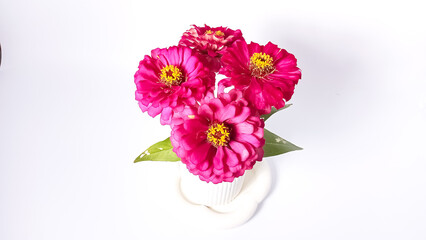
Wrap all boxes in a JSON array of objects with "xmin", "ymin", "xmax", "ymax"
[
  {"xmin": 249, "ymin": 52, "xmax": 275, "ymax": 77},
  {"xmin": 215, "ymin": 30, "xmax": 225, "ymax": 37},
  {"xmin": 160, "ymin": 65, "xmax": 184, "ymax": 86},
  {"xmin": 205, "ymin": 30, "xmax": 213, "ymax": 35},
  {"xmin": 206, "ymin": 123, "xmax": 231, "ymax": 147}
]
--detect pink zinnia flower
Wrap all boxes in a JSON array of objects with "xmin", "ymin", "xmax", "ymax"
[
  {"xmin": 170, "ymin": 90, "xmax": 265, "ymax": 183},
  {"xmin": 134, "ymin": 46, "xmax": 214, "ymax": 125},
  {"xmin": 179, "ymin": 24, "xmax": 243, "ymax": 72},
  {"xmin": 219, "ymin": 40, "xmax": 301, "ymax": 114}
]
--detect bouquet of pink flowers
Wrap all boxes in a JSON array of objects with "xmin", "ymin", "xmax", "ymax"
[{"xmin": 134, "ymin": 25, "xmax": 302, "ymax": 184}]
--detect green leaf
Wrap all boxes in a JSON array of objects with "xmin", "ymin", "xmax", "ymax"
[
  {"xmin": 134, "ymin": 137, "xmax": 181, "ymax": 163},
  {"xmin": 263, "ymin": 128, "xmax": 302, "ymax": 157},
  {"xmin": 261, "ymin": 104, "xmax": 292, "ymax": 121}
]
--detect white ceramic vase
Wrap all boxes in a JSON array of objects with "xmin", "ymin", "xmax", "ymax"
[{"xmin": 179, "ymin": 163, "xmax": 245, "ymax": 206}]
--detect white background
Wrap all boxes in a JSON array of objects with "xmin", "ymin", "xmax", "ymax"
[{"xmin": 1, "ymin": 0, "xmax": 426, "ymax": 239}]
